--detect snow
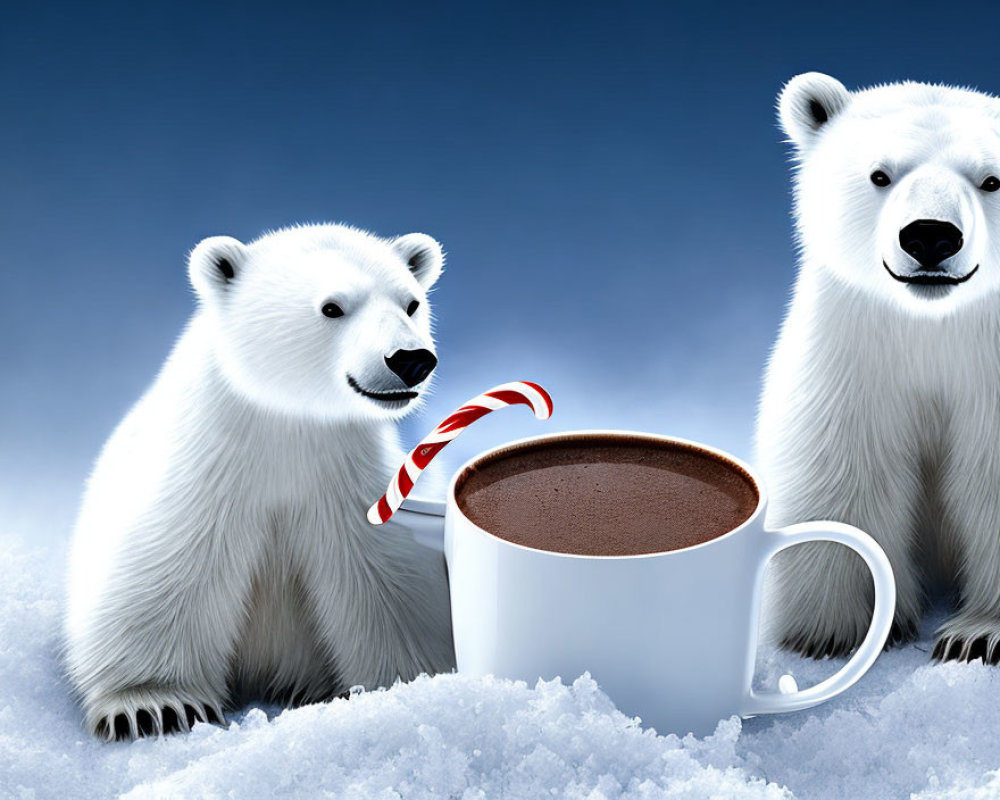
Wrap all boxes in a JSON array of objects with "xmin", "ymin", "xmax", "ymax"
[{"xmin": 3, "ymin": 532, "xmax": 999, "ymax": 800}]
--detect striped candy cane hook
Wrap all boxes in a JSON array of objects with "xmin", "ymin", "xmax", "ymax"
[{"xmin": 367, "ymin": 381, "xmax": 553, "ymax": 525}]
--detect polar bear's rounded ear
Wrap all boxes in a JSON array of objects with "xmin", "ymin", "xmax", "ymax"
[
  {"xmin": 392, "ymin": 233, "xmax": 444, "ymax": 289},
  {"xmin": 778, "ymin": 72, "xmax": 851, "ymax": 150},
  {"xmin": 188, "ymin": 236, "xmax": 246, "ymax": 302}
]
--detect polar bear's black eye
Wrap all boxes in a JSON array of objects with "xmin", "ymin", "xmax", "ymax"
[
  {"xmin": 981, "ymin": 176, "xmax": 1000, "ymax": 192},
  {"xmin": 406, "ymin": 300, "xmax": 420, "ymax": 316},
  {"xmin": 870, "ymin": 170, "xmax": 891, "ymax": 187},
  {"xmin": 322, "ymin": 302, "xmax": 344, "ymax": 319}
]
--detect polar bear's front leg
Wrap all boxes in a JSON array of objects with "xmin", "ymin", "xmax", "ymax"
[
  {"xmin": 67, "ymin": 502, "xmax": 263, "ymax": 740},
  {"xmin": 757, "ymin": 374, "xmax": 924, "ymax": 657},
  {"xmin": 934, "ymin": 417, "xmax": 1000, "ymax": 663},
  {"xmin": 763, "ymin": 454, "xmax": 923, "ymax": 656},
  {"xmin": 300, "ymin": 519, "xmax": 454, "ymax": 692}
]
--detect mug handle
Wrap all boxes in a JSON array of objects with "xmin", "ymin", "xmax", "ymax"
[{"xmin": 741, "ymin": 520, "xmax": 896, "ymax": 716}]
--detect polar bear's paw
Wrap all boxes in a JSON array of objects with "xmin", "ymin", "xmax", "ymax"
[
  {"xmin": 87, "ymin": 686, "xmax": 226, "ymax": 741},
  {"xmin": 779, "ymin": 613, "xmax": 918, "ymax": 659},
  {"xmin": 933, "ymin": 613, "xmax": 1000, "ymax": 664},
  {"xmin": 780, "ymin": 629, "xmax": 859, "ymax": 659},
  {"xmin": 776, "ymin": 607, "xmax": 874, "ymax": 659}
]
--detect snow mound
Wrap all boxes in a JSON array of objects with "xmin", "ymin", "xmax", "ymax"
[{"xmin": 3, "ymin": 533, "xmax": 1000, "ymax": 799}]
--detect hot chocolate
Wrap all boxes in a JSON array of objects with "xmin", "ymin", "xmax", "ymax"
[{"xmin": 455, "ymin": 434, "xmax": 758, "ymax": 556}]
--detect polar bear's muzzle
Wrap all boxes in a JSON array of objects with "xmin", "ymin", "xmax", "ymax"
[
  {"xmin": 345, "ymin": 348, "xmax": 438, "ymax": 408},
  {"xmin": 883, "ymin": 218, "xmax": 978, "ymax": 288}
]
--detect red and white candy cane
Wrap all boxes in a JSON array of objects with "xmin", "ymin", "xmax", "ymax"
[{"xmin": 367, "ymin": 380, "xmax": 553, "ymax": 525}]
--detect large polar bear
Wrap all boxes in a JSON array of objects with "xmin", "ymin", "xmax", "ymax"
[
  {"xmin": 65, "ymin": 224, "xmax": 455, "ymax": 740},
  {"xmin": 757, "ymin": 73, "xmax": 1000, "ymax": 662}
]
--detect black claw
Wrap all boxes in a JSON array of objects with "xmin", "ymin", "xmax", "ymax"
[
  {"xmin": 934, "ymin": 636, "xmax": 979, "ymax": 662},
  {"xmin": 161, "ymin": 706, "xmax": 181, "ymax": 735},
  {"xmin": 95, "ymin": 717, "xmax": 110, "ymax": 739},
  {"xmin": 113, "ymin": 713, "xmax": 131, "ymax": 741},
  {"xmin": 135, "ymin": 709, "xmax": 155, "ymax": 737},
  {"xmin": 820, "ymin": 634, "xmax": 838, "ymax": 658},
  {"xmin": 966, "ymin": 638, "xmax": 988, "ymax": 663},
  {"xmin": 184, "ymin": 704, "xmax": 202, "ymax": 728},
  {"xmin": 886, "ymin": 619, "xmax": 918, "ymax": 649},
  {"xmin": 204, "ymin": 706, "xmax": 221, "ymax": 725}
]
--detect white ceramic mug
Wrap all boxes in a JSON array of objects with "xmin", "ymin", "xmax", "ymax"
[{"xmin": 439, "ymin": 430, "xmax": 896, "ymax": 737}]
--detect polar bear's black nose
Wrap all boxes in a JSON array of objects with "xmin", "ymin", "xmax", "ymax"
[
  {"xmin": 385, "ymin": 349, "xmax": 438, "ymax": 388},
  {"xmin": 899, "ymin": 220, "xmax": 964, "ymax": 269}
]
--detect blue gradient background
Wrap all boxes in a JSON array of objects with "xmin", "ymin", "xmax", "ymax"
[{"xmin": 3, "ymin": 0, "xmax": 997, "ymax": 541}]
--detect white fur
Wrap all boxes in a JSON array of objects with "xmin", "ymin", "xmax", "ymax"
[
  {"xmin": 757, "ymin": 74, "xmax": 1000, "ymax": 661},
  {"xmin": 64, "ymin": 224, "xmax": 455, "ymax": 740}
]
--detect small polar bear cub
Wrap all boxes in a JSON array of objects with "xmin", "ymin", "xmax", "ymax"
[
  {"xmin": 757, "ymin": 73, "xmax": 1000, "ymax": 662},
  {"xmin": 65, "ymin": 224, "xmax": 455, "ymax": 741}
]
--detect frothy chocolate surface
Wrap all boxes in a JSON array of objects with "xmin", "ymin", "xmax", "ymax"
[{"xmin": 456, "ymin": 436, "xmax": 758, "ymax": 556}]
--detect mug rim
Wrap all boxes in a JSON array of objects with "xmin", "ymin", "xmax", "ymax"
[{"xmin": 446, "ymin": 429, "xmax": 767, "ymax": 561}]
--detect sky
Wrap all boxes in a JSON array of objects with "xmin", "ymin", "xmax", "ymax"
[{"xmin": 3, "ymin": 0, "xmax": 999, "ymax": 541}]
